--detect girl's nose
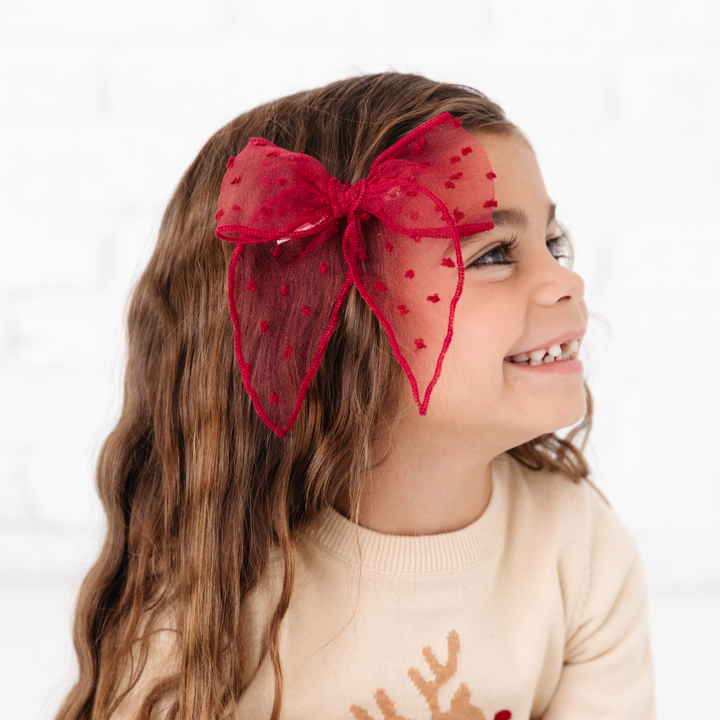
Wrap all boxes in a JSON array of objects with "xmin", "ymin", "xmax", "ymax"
[{"xmin": 533, "ymin": 260, "xmax": 585, "ymax": 307}]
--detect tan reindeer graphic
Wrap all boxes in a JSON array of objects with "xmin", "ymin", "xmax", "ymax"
[{"xmin": 349, "ymin": 631, "xmax": 511, "ymax": 720}]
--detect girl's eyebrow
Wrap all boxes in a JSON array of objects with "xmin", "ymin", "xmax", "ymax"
[
  {"xmin": 458, "ymin": 203, "xmax": 557, "ymax": 249},
  {"xmin": 491, "ymin": 207, "xmax": 529, "ymax": 228},
  {"xmin": 491, "ymin": 203, "xmax": 557, "ymax": 229}
]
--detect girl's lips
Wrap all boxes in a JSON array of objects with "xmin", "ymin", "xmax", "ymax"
[{"xmin": 504, "ymin": 357, "xmax": 583, "ymax": 374}]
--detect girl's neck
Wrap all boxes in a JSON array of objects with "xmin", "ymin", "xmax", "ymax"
[{"xmin": 344, "ymin": 424, "xmax": 496, "ymax": 536}]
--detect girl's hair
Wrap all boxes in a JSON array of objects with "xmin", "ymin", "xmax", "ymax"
[{"xmin": 57, "ymin": 72, "xmax": 592, "ymax": 720}]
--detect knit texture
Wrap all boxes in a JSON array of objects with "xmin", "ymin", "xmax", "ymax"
[{"xmin": 239, "ymin": 454, "xmax": 655, "ymax": 719}]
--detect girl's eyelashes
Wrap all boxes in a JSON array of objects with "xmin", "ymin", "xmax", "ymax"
[
  {"xmin": 466, "ymin": 231, "xmax": 572, "ymax": 270},
  {"xmin": 546, "ymin": 232, "xmax": 572, "ymax": 266},
  {"xmin": 467, "ymin": 238, "xmax": 518, "ymax": 270}
]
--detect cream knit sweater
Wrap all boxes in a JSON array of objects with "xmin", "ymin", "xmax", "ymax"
[
  {"xmin": 115, "ymin": 454, "xmax": 655, "ymax": 719},
  {"xmin": 239, "ymin": 454, "xmax": 655, "ymax": 719}
]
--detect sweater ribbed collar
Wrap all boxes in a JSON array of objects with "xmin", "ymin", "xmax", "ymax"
[{"xmin": 313, "ymin": 454, "xmax": 510, "ymax": 574}]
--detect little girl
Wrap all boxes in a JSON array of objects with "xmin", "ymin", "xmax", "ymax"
[{"xmin": 57, "ymin": 73, "xmax": 655, "ymax": 720}]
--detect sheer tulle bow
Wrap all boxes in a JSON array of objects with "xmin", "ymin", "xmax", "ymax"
[{"xmin": 215, "ymin": 112, "xmax": 495, "ymax": 437}]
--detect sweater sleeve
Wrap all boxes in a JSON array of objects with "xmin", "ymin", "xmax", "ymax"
[{"xmin": 543, "ymin": 491, "xmax": 656, "ymax": 720}]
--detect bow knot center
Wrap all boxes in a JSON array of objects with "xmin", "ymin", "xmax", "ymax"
[{"xmin": 328, "ymin": 177, "xmax": 367, "ymax": 220}]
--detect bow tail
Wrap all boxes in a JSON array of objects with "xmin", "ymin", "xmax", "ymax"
[
  {"xmin": 228, "ymin": 227, "xmax": 351, "ymax": 437},
  {"xmin": 345, "ymin": 211, "xmax": 464, "ymax": 414}
]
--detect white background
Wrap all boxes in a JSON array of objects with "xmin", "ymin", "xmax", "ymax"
[{"xmin": 1, "ymin": 0, "xmax": 719, "ymax": 717}]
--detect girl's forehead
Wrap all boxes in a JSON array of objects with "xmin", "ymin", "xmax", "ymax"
[
  {"xmin": 470, "ymin": 131, "xmax": 554, "ymax": 227},
  {"xmin": 470, "ymin": 130, "xmax": 541, "ymax": 180}
]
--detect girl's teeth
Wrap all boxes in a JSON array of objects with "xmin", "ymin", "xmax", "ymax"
[{"xmin": 509, "ymin": 338, "xmax": 582, "ymax": 365}]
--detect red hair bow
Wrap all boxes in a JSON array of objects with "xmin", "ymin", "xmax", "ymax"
[{"xmin": 215, "ymin": 113, "xmax": 495, "ymax": 437}]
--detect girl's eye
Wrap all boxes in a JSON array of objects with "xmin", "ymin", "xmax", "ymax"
[
  {"xmin": 546, "ymin": 233, "xmax": 572, "ymax": 267},
  {"xmin": 467, "ymin": 239, "xmax": 517, "ymax": 269}
]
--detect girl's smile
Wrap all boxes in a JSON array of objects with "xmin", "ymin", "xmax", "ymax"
[{"xmin": 504, "ymin": 334, "xmax": 584, "ymax": 373}]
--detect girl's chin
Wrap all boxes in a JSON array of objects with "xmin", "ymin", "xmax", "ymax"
[
  {"xmin": 506, "ymin": 393, "xmax": 587, "ymax": 447},
  {"xmin": 537, "ymin": 401, "xmax": 587, "ymax": 439}
]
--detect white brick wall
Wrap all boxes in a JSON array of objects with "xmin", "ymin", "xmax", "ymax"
[{"xmin": 1, "ymin": 1, "xmax": 718, "ymax": 716}]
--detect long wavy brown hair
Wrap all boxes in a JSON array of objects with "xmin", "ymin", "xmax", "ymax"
[{"xmin": 56, "ymin": 72, "xmax": 592, "ymax": 720}]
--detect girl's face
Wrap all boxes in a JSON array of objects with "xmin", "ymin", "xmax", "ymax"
[{"xmin": 407, "ymin": 130, "xmax": 588, "ymax": 452}]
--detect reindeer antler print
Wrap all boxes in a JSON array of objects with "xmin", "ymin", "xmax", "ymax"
[
  {"xmin": 349, "ymin": 631, "xmax": 512, "ymax": 720},
  {"xmin": 407, "ymin": 630, "xmax": 462, "ymax": 715},
  {"xmin": 350, "ymin": 690, "xmax": 412, "ymax": 720}
]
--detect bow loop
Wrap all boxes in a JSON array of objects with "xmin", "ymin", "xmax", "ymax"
[
  {"xmin": 215, "ymin": 112, "xmax": 496, "ymax": 437},
  {"xmin": 216, "ymin": 141, "xmax": 337, "ymax": 244}
]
